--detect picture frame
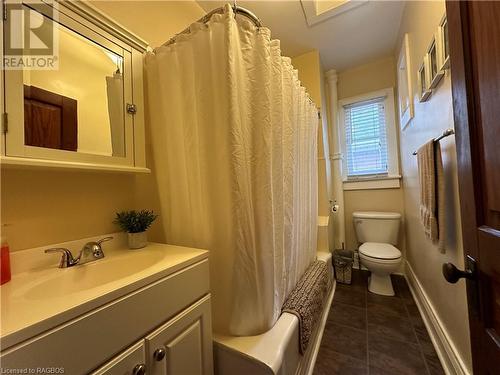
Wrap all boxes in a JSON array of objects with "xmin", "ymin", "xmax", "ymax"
[
  {"xmin": 437, "ymin": 14, "xmax": 450, "ymax": 70},
  {"xmin": 427, "ymin": 35, "xmax": 444, "ymax": 89},
  {"xmin": 397, "ymin": 34, "xmax": 414, "ymax": 130},
  {"xmin": 418, "ymin": 56, "xmax": 432, "ymax": 102}
]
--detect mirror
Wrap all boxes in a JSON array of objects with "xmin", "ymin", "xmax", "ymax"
[{"xmin": 21, "ymin": 6, "xmax": 126, "ymax": 157}]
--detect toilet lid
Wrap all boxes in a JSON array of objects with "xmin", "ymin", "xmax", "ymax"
[{"xmin": 359, "ymin": 242, "xmax": 401, "ymax": 260}]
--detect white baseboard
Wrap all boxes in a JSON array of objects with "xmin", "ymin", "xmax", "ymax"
[{"xmin": 405, "ymin": 261, "xmax": 471, "ymax": 375}]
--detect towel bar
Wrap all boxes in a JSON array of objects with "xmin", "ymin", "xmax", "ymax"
[{"xmin": 412, "ymin": 128, "xmax": 455, "ymax": 155}]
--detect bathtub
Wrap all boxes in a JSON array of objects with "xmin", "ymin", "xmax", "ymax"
[{"xmin": 214, "ymin": 251, "xmax": 335, "ymax": 375}]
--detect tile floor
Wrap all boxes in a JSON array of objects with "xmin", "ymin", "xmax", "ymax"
[{"xmin": 314, "ymin": 269, "xmax": 445, "ymax": 375}]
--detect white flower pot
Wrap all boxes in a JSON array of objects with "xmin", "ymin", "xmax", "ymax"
[{"xmin": 128, "ymin": 231, "xmax": 148, "ymax": 249}]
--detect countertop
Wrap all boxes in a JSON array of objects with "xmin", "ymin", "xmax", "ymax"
[{"xmin": 0, "ymin": 238, "xmax": 208, "ymax": 350}]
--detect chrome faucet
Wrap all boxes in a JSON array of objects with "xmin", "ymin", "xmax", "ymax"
[{"xmin": 45, "ymin": 237, "xmax": 113, "ymax": 268}]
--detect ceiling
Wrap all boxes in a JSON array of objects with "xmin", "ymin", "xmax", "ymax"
[{"xmin": 197, "ymin": 1, "xmax": 405, "ymax": 71}]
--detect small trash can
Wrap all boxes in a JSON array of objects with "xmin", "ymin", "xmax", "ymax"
[{"xmin": 333, "ymin": 249, "xmax": 354, "ymax": 285}]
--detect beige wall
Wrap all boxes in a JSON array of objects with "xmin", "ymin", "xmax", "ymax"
[
  {"xmin": 1, "ymin": 1, "xmax": 205, "ymax": 252},
  {"xmin": 91, "ymin": 1, "xmax": 205, "ymax": 49},
  {"xmin": 396, "ymin": 0, "xmax": 471, "ymax": 370},
  {"xmin": 337, "ymin": 56, "xmax": 397, "ymax": 99},
  {"xmin": 292, "ymin": 50, "xmax": 332, "ymax": 218},
  {"xmin": 291, "ymin": 50, "xmax": 322, "ymax": 105},
  {"xmin": 337, "ymin": 57, "xmax": 405, "ymax": 252}
]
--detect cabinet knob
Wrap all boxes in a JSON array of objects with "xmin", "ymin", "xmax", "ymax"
[
  {"xmin": 154, "ymin": 348, "xmax": 166, "ymax": 361},
  {"xmin": 132, "ymin": 363, "xmax": 146, "ymax": 375}
]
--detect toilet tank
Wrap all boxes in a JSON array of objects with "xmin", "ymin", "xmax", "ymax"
[{"xmin": 353, "ymin": 211, "xmax": 401, "ymax": 245}]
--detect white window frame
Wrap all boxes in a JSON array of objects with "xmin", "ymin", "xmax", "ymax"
[{"xmin": 338, "ymin": 87, "xmax": 401, "ymax": 190}]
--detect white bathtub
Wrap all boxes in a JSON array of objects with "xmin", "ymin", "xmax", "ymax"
[{"xmin": 214, "ymin": 252, "xmax": 335, "ymax": 375}]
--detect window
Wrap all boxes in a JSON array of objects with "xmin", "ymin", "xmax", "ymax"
[
  {"xmin": 344, "ymin": 97, "xmax": 388, "ymax": 177},
  {"xmin": 339, "ymin": 88, "xmax": 400, "ymax": 190}
]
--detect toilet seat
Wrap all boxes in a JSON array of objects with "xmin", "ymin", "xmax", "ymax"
[{"xmin": 359, "ymin": 242, "xmax": 401, "ymax": 260}]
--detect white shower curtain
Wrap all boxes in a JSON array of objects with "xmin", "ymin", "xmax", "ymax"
[{"xmin": 146, "ymin": 4, "xmax": 318, "ymax": 336}]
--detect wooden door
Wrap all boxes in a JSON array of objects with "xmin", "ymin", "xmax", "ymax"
[
  {"xmin": 446, "ymin": 1, "xmax": 500, "ymax": 373},
  {"xmin": 145, "ymin": 295, "xmax": 213, "ymax": 375},
  {"xmin": 24, "ymin": 85, "xmax": 77, "ymax": 151},
  {"xmin": 91, "ymin": 341, "xmax": 146, "ymax": 375}
]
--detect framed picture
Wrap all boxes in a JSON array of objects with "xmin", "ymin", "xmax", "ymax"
[
  {"xmin": 397, "ymin": 34, "xmax": 414, "ymax": 130},
  {"xmin": 427, "ymin": 35, "xmax": 444, "ymax": 89},
  {"xmin": 418, "ymin": 56, "xmax": 432, "ymax": 102},
  {"xmin": 438, "ymin": 15, "xmax": 450, "ymax": 70}
]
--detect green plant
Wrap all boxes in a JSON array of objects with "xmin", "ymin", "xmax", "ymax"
[{"xmin": 114, "ymin": 210, "xmax": 158, "ymax": 233}]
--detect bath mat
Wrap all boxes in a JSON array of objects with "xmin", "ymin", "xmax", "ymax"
[{"xmin": 282, "ymin": 260, "xmax": 330, "ymax": 354}]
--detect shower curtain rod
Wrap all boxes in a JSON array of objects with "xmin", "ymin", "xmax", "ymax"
[
  {"xmin": 160, "ymin": 4, "xmax": 318, "ymax": 110},
  {"xmin": 162, "ymin": 5, "xmax": 263, "ymax": 47}
]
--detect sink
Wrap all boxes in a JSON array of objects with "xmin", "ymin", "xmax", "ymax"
[
  {"xmin": 1, "ymin": 238, "xmax": 209, "ymax": 352},
  {"xmin": 22, "ymin": 249, "xmax": 165, "ymax": 300}
]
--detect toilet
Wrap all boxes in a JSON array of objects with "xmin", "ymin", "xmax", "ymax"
[{"xmin": 353, "ymin": 211, "xmax": 402, "ymax": 296}]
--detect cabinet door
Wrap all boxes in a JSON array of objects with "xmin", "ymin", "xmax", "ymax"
[
  {"xmin": 146, "ymin": 295, "xmax": 213, "ymax": 375},
  {"xmin": 91, "ymin": 341, "xmax": 146, "ymax": 375}
]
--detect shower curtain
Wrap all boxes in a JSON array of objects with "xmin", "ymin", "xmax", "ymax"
[{"xmin": 146, "ymin": 4, "xmax": 318, "ymax": 336}]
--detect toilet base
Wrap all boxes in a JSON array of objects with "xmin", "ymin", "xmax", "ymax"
[{"xmin": 368, "ymin": 274, "xmax": 395, "ymax": 296}]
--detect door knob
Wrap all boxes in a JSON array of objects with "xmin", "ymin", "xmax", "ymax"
[
  {"xmin": 442, "ymin": 262, "xmax": 474, "ymax": 283},
  {"xmin": 154, "ymin": 348, "xmax": 166, "ymax": 361},
  {"xmin": 132, "ymin": 364, "xmax": 146, "ymax": 375}
]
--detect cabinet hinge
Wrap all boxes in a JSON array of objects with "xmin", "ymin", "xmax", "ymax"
[{"xmin": 2, "ymin": 113, "xmax": 8, "ymax": 134}]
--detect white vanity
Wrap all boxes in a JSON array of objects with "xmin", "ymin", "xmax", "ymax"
[{"xmin": 0, "ymin": 235, "xmax": 213, "ymax": 375}]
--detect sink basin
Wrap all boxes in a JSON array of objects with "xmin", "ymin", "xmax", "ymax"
[{"xmin": 22, "ymin": 249, "xmax": 165, "ymax": 300}]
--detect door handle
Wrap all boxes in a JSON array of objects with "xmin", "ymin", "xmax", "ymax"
[
  {"xmin": 442, "ymin": 262, "xmax": 474, "ymax": 283},
  {"xmin": 442, "ymin": 255, "xmax": 479, "ymax": 316}
]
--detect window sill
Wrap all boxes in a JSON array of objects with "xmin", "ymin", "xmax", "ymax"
[{"xmin": 343, "ymin": 175, "xmax": 401, "ymax": 191}]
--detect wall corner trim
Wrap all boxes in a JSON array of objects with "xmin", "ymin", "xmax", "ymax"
[
  {"xmin": 325, "ymin": 69, "xmax": 338, "ymax": 83},
  {"xmin": 405, "ymin": 261, "xmax": 472, "ymax": 375}
]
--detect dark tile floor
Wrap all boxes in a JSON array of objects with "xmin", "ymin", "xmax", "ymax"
[{"xmin": 314, "ymin": 269, "xmax": 445, "ymax": 375}]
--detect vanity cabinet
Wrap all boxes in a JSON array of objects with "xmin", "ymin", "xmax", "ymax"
[
  {"xmin": 92, "ymin": 341, "xmax": 146, "ymax": 375},
  {"xmin": 146, "ymin": 295, "xmax": 213, "ymax": 375},
  {"xmin": 0, "ymin": 243, "xmax": 213, "ymax": 375},
  {"xmin": 91, "ymin": 296, "xmax": 213, "ymax": 375}
]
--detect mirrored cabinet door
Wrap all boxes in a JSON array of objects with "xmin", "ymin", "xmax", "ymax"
[{"xmin": 2, "ymin": 0, "xmax": 148, "ymax": 172}]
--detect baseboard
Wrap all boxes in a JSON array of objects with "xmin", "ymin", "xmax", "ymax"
[
  {"xmin": 297, "ymin": 280, "xmax": 336, "ymax": 375},
  {"xmin": 405, "ymin": 261, "xmax": 471, "ymax": 375}
]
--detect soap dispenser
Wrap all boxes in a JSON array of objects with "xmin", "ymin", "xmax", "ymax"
[{"xmin": 1, "ymin": 232, "xmax": 11, "ymax": 285}]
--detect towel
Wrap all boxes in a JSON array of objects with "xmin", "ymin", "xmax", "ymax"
[
  {"xmin": 281, "ymin": 260, "xmax": 330, "ymax": 354},
  {"xmin": 417, "ymin": 139, "xmax": 445, "ymax": 253}
]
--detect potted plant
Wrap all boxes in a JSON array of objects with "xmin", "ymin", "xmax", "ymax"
[{"xmin": 114, "ymin": 210, "xmax": 158, "ymax": 249}]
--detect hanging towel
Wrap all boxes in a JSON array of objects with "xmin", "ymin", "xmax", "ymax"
[
  {"xmin": 417, "ymin": 139, "xmax": 445, "ymax": 253},
  {"xmin": 282, "ymin": 260, "xmax": 330, "ymax": 354}
]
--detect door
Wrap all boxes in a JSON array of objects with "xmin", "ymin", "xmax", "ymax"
[
  {"xmin": 446, "ymin": 1, "xmax": 500, "ymax": 373},
  {"xmin": 24, "ymin": 85, "xmax": 78, "ymax": 151},
  {"xmin": 145, "ymin": 295, "xmax": 213, "ymax": 375},
  {"xmin": 91, "ymin": 341, "xmax": 146, "ymax": 375}
]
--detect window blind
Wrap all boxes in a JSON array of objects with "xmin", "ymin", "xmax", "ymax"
[{"xmin": 344, "ymin": 97, "xmax": 388, "ymax": 177}]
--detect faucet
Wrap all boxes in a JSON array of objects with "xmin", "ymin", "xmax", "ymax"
[{"xmin": 45, "ymin": 236, "xmax": 113, "ymax": 268}]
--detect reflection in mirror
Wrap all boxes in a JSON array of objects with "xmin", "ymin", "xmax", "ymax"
[{"xmin": 22, "ymin": 6, "xmax": 126, "ymax": 157}]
